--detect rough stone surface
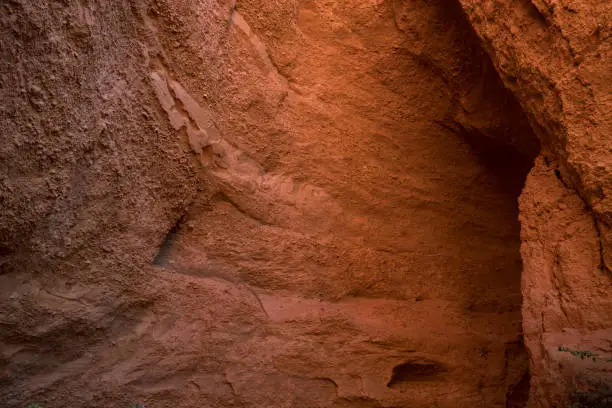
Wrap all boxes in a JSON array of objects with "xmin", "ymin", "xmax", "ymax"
[
  {"xmin": 0, "ymin": 0, "xmax": 609, "ymax": 407},
  {"xmin": 519, "ymin": 158, "xmax": 612, "ymax": 407},
  {"xmin": 457, "ymin": 1, "xmax": 612, "ymax": 406}
]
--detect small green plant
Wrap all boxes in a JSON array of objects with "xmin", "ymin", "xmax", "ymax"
[
  {"xmin": 559, "ymin": 346, "xmax": 612, "ymax": 408},
  {"xmin": 26, "ymin": 404, "xmax": 43, "ymax": 408},
  {"xmin": 558, "ymin": 346, "xmax": 612, "ymax": 362}
]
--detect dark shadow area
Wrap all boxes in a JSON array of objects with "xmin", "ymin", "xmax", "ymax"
[
  {"xmin": 457, "ymin": 124, "xmax": 537, "ymax": 199},
  {"xmin": 569, "ymin": 382, "xmax": 612, "ymax": 408},
  {"xmin": 390, "ymin": 1, "xmax": 541, "ymax": 404},
  {"xmin": 387, "ymin": 360, "xmax": 447, "ymax": 388},
  {"xmin": 153, "ymin": 214, "xmax": 186, "ymax": 266},
  {"xmin": 506, "ymin": 372, "xmax": 531, "ymax": 408}
]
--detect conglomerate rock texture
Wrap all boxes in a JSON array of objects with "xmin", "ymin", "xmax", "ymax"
[{"xmin": 0, "ymin": 0, "xmax": 609, "ymax": 407}]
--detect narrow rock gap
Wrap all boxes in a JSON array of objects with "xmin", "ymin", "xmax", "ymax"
[{"xmin": 153, "ymin": 213, "xmax": 186, "ymax": 267}]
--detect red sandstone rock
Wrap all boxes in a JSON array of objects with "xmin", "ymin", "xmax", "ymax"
[
  {"xmin": 458, "ymin": 1, "xmax": 612, "ymax": 405},
  {"xmin": 0, "ymin": 0, "xmax": 608, "ymax": 407}
]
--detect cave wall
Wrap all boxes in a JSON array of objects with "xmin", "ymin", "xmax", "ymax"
[
  {"xmin": 457, "ymin": 0, "xmax": 612, "ymax": 405},
  {"xmin": 0, "ymin": 0, "xmax": 608, "ymax": 407},
  {"xmin": 0, "ymin": 0, "xmax": 201, "ymax": 400}
]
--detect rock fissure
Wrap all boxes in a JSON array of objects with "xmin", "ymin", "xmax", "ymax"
[
  {"xmin": 550, "ymin": 159, "xmax": 611, "ymax": 276},
  {"xmin": 592, "ymin": 216, "xmax": 610, "ymax": 274}
]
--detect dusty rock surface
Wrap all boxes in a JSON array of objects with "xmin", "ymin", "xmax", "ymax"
[
  {"xmin": 458, "ymin": 1, "xmax": 612, "ymax": 406},
  {"xmin": 519, "ymin": 158, "xmax": 612, "ymax": 407},
  {"xmin": 0, "ymin": 0, "xmax": 609, "ymax": 407}
]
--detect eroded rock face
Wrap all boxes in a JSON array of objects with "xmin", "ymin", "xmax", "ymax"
[
  {"xmin": 0, "ymin": 0, "xmax": 607, "ymax": 407},
  {"xmin": 519, "ymin": 157, "xmax": 612, "ymax": 407},
  {"xmin": 457, "ymin": 1, "xmax": 612, "ymax": 406},
  {"xmin": 0, "ymin": 0, "xmax": 200, "ymax": 404}
]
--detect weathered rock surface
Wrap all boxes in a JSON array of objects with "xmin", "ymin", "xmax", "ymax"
[
  {"xmin": 519, "ymin": 158, "xmax": 612, "ymax": 407},
  {"xmin": 0, "ymin": 0, "xmax": 609, "ymax": 407},
  {"xmin": 457, "ymin": 1, "xmax": 612, "ymax": 406}
]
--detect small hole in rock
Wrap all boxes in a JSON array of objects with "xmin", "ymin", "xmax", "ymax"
[{"xmin": 387, "ymin": 361, "xmax": 447, "ymax": 388}]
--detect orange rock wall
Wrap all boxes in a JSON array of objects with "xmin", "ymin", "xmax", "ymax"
[
  {"xmin": 1, "ymin": 0, "xmax": 609, "ymax": 407},
  {"xmin": 458, "ymin": 1, "xmax": 612, "ymax": 405}
]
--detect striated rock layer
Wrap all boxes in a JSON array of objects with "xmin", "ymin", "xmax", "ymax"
[{"xmin": 0, "ymin": 0, "xmax": 608, "ymax": 407}]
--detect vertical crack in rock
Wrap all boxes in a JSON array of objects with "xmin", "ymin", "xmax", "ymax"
[
  {"xmin": 153, "ymin": 213, "xmax": 186, "ymax": 267},
  {"xmin": 594, "ymin": 220, "xmax": 611, "ymax": 274}
]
